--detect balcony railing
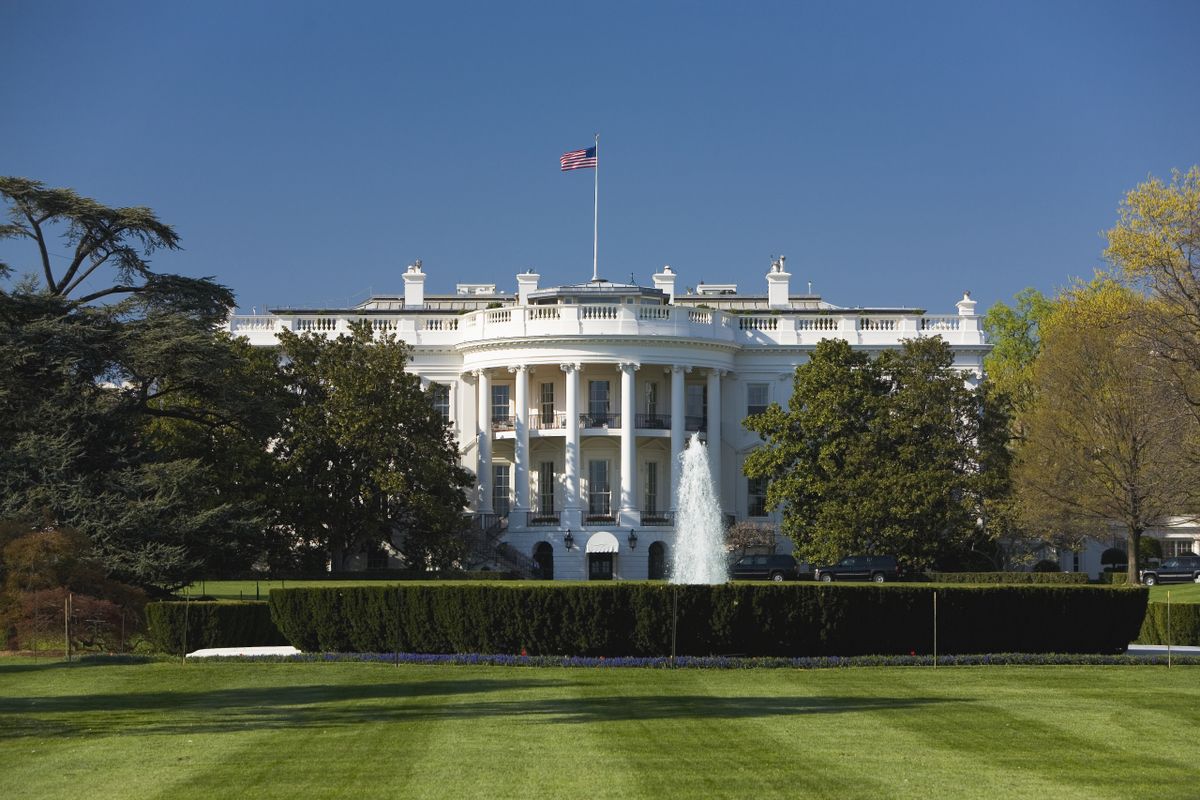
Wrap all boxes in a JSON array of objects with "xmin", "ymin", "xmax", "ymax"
[
  {"xmin": 530, "ymin": 411, "xmax": 568, "ymax": 430},
  {"xmin": 640, "ymin": 513, "xmax": 673, "ymax": 527},
  {"xmin": 635, "ymin": 413, "xmax": 670, "ymax": 430},
  {"xmin": 492, "ymin": 415, "xmax": 515, "ymax": 431},
  {"xmin": 581, "ymin": 412, "xmax": 621, "ymax": 428}
]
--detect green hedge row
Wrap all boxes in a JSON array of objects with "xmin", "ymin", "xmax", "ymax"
[
  {"xmin": 1136, "ymin": 602, "xmax": 1200, "ymax": 646},
  {"xmin": 923, "ymin": 572, "xmax": 1090, "ymax": 584},
  {"xmin": 146, "ymin": 601, "xmax": 287, "ymax": 654},
  {"xmin": 268, "ymin": 584, "xmax": 1147, "ymax": 657},
  {"xmin": 1097, "ymin": 573, "xmax": 1131, "ymax": 585}
]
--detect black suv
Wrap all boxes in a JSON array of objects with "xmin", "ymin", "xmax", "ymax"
[
  {"xmin": 814, "ymin": 555, "xmax": 902, "ymax": 583},
  {"xmin": 731, "ymin": 554, "xmax": 801, "ymax": 582},
  {"xmin": 1139, "ymin": 556, "xmax": 1200, "ymax": 586}
]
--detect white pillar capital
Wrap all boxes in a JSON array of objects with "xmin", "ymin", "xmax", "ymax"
[{"xmin": 560, "ymin": 362, "xmax": 581, "ymax": 374}]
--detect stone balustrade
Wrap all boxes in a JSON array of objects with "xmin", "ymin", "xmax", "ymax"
[{"xmin": 226, "ymin": 304, "xmax": 985, "ymax": 348}]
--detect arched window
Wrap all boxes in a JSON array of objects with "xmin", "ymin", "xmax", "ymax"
[
  {"xmin": 533, "ymin": 541, "xmax": 554, "ymax": 580},
  {"xmin": 648, "ymin": 541, "xmax": 667, "ymax": 580}
]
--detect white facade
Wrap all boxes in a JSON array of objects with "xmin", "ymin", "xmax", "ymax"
[{"xmin": 228, "ymin": 261, "xmax": 989, "ymax": 580}]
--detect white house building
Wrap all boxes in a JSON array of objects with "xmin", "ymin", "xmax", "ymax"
[{"xmin": 228, "ymin": 258, "xmax": 991, "ymax": 580}]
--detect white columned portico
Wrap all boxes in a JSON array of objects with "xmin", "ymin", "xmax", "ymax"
[
  {"xmin": 669, "ymin": 364, "xmax": 687, "ymax": 513},
  {"xmin": 475, "ymin": 369, "xmax": 493, "ymax": 513},
  {"xmin": 561, "ymin": 362, "xmax": 582, "ymax": 527},
  {"xmin": 707, "ymin": 368, "xmax": 724, "ymax": 514},
  {"xmin": 619, "ymin": 362, "xmax": 640, "ymax": 526},
  {"xmin": 511, "ymin": 364, "xmax": 530, "ymax": 526}
]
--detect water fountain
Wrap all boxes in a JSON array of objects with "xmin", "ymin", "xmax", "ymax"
[{"xmin": 669, "ymin": 432, "xmax": 729, "ymax": 584}]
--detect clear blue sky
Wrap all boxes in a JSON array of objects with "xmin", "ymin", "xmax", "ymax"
[{"xmin": 3, "ymin": 0, "xmax": 1198, "ymax": 313}]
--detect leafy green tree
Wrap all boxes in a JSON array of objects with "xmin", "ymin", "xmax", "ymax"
[
  {"xmin": 744, "ymin": 337, "xmax": 1007, "ymax": 570},
  {"xmin": 0, "ymin": 178, "xmax": 280, "ymax": 588},
  {"xmin": 274, "ymin": 322, "xmax": 472, "ymax": 571},
  {"xmin": 1014, "ymin": 281, "xmax": 1200, "ymax": 583}
]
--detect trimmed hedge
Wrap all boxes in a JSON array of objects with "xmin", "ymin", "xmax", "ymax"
[
  {"xmin": 146, "ymin": 601, "xmax": 287, "ymax": 654},
  {"xmin": 268, "ymin": 584, "xmax": 1147, "ymax": 657},
  {"xmin": 924, "ymin": 572, "xmax": 1089, "ymax": 585},
  {"xmin": 1136, "ymin": 601, "xmax": 1200, "ymax": 646},
  {"xmin": 1097, "ymin": 573, "xmax": 1131, "ymax": 585}
]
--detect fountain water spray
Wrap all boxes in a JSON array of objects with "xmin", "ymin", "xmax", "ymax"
[{"xmin": 669, "ymin": 432, "xmax": 729, "ymax": 584}]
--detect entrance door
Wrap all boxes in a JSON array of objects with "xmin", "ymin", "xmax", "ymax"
[
  {"xmin": 533, "ymin": 542, "xmax": 554, "ymax": 580},
  {"xmin": 588, "ymin": 553, "xmax": 614, "ymax": 580},
  {"xmin": 648, "ymin": 541, "xmax": 666, "ymax": 580}
]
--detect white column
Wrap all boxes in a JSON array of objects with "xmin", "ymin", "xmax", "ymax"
[
  {"xmin": 707, "ymin": 368, "xmax": 723, "ymax": 514},
  {"xmin": 619, "ymin": 362, "xmax": 640, "ymax": 525},
  {"xmin": 475, "ymin": 369, "xmax": 493, "ymax": 513},
  {"xmin": 562, "ymin": 363, "xmax": 582, "ymax": 526},
  {"xmin": 669, "ymin": 364, "xmax": 687, "ymax": 513},
  {"xmin": 512, "ymin": 365, "xmax": 530, "ymax": 523}
]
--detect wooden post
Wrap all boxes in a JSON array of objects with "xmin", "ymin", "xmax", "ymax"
[
  {"xmin": 1167, "ymin": 590, "xmax": 1172, "ymax": 669},
  {"xmin": 932, "ymin": 591, "xmax": 938, "ymax": 668},
  {"xmin": 64, "ymin": 593, "xmax": 72, "ymax": 664},
  {"xmin": 671, "ymin": 587, "xmax": 679, "ymax": 663}
]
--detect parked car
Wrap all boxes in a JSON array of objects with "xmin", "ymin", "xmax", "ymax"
[
  {"xmin": 731, "ymin": 554, "xmax": 801, "ymax": 582},
  {"xmin": 1139, "ymin": 555, "xmax": 1200, "ymax": 586},
  {"xmin": 814, "ymin": 555, "xmax": 902, "ymax": 583}
]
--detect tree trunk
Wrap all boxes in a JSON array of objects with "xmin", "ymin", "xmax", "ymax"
[{"xmin": 1127, "ymin": 528, "xmax": 1142, "ymax": 585}]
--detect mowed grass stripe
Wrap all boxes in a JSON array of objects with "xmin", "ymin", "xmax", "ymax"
[{"xmin": 2, "ymin": 660, "xmax": 1199, "ymax": 799}]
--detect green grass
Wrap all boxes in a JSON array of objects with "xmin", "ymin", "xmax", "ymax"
[
  {"xmin": 1, "ymin": 657, "xmax": 1197, "ymax": 799},
  {"xmin": 1149, "ymin": 582, "xmax": 1200, "ymax": 603}
]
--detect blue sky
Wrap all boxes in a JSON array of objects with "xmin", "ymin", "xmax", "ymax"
[{"xmin": 3, "ymin": 1, "xmax": 1198, "ymax": 313}]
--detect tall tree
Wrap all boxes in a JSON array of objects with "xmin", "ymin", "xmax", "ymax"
[
  {"xmin": 1106, "ymin": 166, "xmax": 1200, "ymax": 419},
  {"xmin": 1014, "ymin": 281, "xmax": 1200, "ymax": 583},
  {"xmin": 0, "ymin": 178, "xmax": 277, "ymax": 588},
  {"xmin": 744, "ymin": 337, "xmax": 1006, "ymax": 570},
  {"xmin": 274, "ymin": 322, "xmax": 472, "ymax": 571}
]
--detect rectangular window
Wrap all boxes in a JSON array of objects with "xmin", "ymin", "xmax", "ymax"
[
  {"xmin": 686, "ymin": 384, "xmax": 706, "ymax": 418},
  {"xmin": 747, "ymin": 383, "xmax": 769, "ymax": 417},
  {"xmin": 430, "ymin": 383, "xmax": 451, "ymax": 422},
  {"xmin": 588, "ymin": 460, "xmax": 611, "ymax": 516},
  {"xmin": 540, "ymin": 382, "xmax": 555, "ymax": 422},
  {"xmin": 491, "ymin": 385, "xmax": 510, "ymax": 424},
  {"xmin": 538, "ymin": 461, "xmax": 555, "ymax": 515},
  {"xmin": 644, "ymin": 462, "xmax": 658, "ymax": 517},
  {"xmin": 645, "ymin": 382, "xmax": 658, "ymax": 416},
  {"xmin": 492, "ymin": 464, "xmax": 510, "ymax": 517},
  {"xmin": 588, "ymin": 380, "xmax": 610, "ymax": 416},
  {"xmin": 747, "ymin": 476, "xmax": 768, "ymax": 517}
]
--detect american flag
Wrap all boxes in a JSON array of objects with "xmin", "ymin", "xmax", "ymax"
[{"xmin": 561, "ymin": 146, "xmax": 597, "ymax": 171}]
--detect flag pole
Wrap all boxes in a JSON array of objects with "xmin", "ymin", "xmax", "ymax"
[{"xmin": 592, "ymin": 132, "xmax": 599, "ymax": 282}]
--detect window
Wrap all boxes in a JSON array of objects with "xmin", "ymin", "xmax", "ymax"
[
  {"xmin": 747, "ymin": 476, "xmax": 768, "ymax": 517},
  {"xmin": 686, "ymin": 384, "xmax": 706, "ymax": 418},
  {"xmin": 645, "ymin": 382, "xmax": 658, "ymax": 416},
  {"xmin": 644, "ymin": 462, "xmax": 659, "ymax": 516},
  {"xmin": 588, "ymin": 460, "xmax": 611, "ymax": 516},
  {"xmin": 430, "ymin": 383, "xmax": 451, "ymax": 422},
  {"xmin": 492, "ymin": 464, "xmax": 510, "ymax": 516},
  {"xmin": 747, "ymin": 383, "xmax": 769, "ymax": 416},
  {"xmin": 538, "ymin": 461, "xmax": 555, "ymax": 515},
  {"xmin": 540, "ymin": 382, "xmax": 555, "ymax": 422},
  {"xmin": 491, "ymin": 385, "xmax": 510, "ymax": 423},
  {"xmin": 588, "ymin": 380, "xmax": 610, "ymax": 416}
]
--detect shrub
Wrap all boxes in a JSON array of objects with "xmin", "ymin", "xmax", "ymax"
[
  {"xmin": 1097, "ymin": 573, "xmax": 1131, "ymax": 585},
  {"xmin": 1100, "ymin": 548, "xmax": 1127, "ymax": 568},
  {"xmin": 145, "ymin": 601, "xmax": 287, "ymax": 654},
  {"xmin": 269, "ymin": 584, "xmax": 1147, "ymax": 657},
  {"xmin": 1031, "ymin": 559, "xmax": 1061, "ymax": 572},
  {"xmin": 924, "ymin": 572, "xmax": 1089, "ymax": 584},
  {"xmin": 1136, "ymin": 602, "xmax": 1200, "ymax": 646}
]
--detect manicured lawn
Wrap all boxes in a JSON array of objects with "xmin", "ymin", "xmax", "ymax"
[
  {"xmin": 1149, "ymin": 582, "xmax": 1200, "ymax": 604},
  {"xmin": 1, "ymin": 658, "xmax": 1196, "ymax": 799},
  {"xmin": 184, "ymin": 579, "xmax": 561, "ymax": 600}
]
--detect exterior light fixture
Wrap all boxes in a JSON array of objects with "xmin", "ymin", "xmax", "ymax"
[
  {"xmin": 628, "ymin": 529, "xmax": 638, "ymax": 549},
  {"xmin": 563, "ymin": 530, "xmax": 574, "ymax": 550}
]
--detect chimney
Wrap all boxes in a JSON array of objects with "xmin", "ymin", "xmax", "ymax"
[
  {"xmin": 956, "ymin": 291, "xmax": 977, "ymax": 317},
  {"xmin": 516, "ymin": 270, "xmax": 540, "ymax": 305},
  {"xmin": 653, "ymin": 265, "xmax": 677, "ymax": 303},
  {"xmin": 403, "ymin": 259, "xmax": 426, "ymax": 308},
  {"xmin": 766, "ymin": 255, "xmax": 790, "ymax": 308}
]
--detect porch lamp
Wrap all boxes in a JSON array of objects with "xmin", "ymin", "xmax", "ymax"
[
  {"xmin": 563, "ymin": 530, "xmax": 574, "ymax": 550},
  {"xmin": 628, "ymin": 529, "xmax": 638, "ymax": 549}
]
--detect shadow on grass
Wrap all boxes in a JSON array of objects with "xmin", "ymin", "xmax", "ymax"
[
  {"xmin": 0, "ymin": 678, "xmax": 969, "ymax": 739},
  {"xmin": 0, "ymin": 654, "xmax": 157, "ymax": 674}
]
